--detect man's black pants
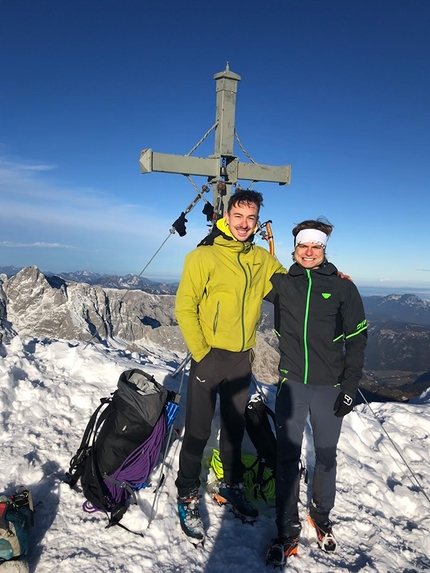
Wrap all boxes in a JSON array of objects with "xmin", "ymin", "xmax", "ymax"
[{"xmin": 176, "ymin": 348, "xmax": 252, "ymax": 498}]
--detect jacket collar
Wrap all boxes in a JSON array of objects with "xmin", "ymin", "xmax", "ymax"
[
  {"xmin": 215, "ymin": 219, "xmax": 254, "ymax": 252},
  {"xmin": 288, "ymin": 261, "xmax": 338, "ymax": 277},
  {"xmin": 198, "ymin": 218, "xmax": 254, "ymax": 252},
  {"xmin": 216, "ymin": 218, "xmax": 235, "ymax": 239}
]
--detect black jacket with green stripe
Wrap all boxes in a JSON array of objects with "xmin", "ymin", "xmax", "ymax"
[{"xmin": 267, "ymin": 261, "xmax": 367, "ymax": 395}]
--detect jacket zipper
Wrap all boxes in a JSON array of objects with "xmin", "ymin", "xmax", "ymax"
[
  {"xmin": 303, "ymin": 269, "xmax": 312, "ymax": 384},
  {"xmin": 237, "ymin": 247, "xmax": 249, "ymax": 351},
  {"xmin": 213, "ymin": 301, "xmax": 220, "ymax": 334}
]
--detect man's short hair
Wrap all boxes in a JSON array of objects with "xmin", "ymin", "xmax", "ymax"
[{"xmin": 227, "ymin": 189, "xmax": 264, "ymax": 212}]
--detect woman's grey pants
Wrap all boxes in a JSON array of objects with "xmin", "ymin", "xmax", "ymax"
[{"xmin": 275, "ymin": 379, "xmax": 343, "ymax": 537}]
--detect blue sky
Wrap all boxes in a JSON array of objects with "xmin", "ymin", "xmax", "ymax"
[{"xmin": 1, "ymin": 0, "xmax": 429, "ymax": 291}]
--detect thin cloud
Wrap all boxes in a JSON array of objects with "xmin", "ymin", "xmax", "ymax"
[
  {"xmin": 0, "ymin": 241, "xmax": 76, "ymax": 249},
  {"xmin": 417, "ymin": 269, "xmax": 430, "ymax": 272},
  {"xmin": 0, "ymin": 153, "xmax": 210, "ymax": 274},
  {"xmin": 0, "ymin": 157, "xmax": 57, "ymax": 173},
  {"xmin": 0, "ymin": 155, "xmax": 173, "ymax": 238},
  {"xmin": 18, "ymin": 163, "xmax": 57, "ymax": 172}
]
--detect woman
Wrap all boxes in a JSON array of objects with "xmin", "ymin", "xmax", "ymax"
[{"xmin": 265, "ymin": 219, "xmax": 367, "ymax": 567}]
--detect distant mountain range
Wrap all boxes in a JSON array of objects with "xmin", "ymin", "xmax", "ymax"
[
  {"xmin": 259, "ymin": 293, "xmax": 430, "ymax": 328},
  {"xmin": 0, "ymin": 266, "xmax": 178, "ymax": 295},
  {"xmin": 366, "ymin": 320, "xmax": 430, "ymax": 372},
  {"xmin": 0, "ymin": 266, "xmax": 429, "ymax": 399},
  {"xmin": 363, "ymin": 293, "xmax": 430, "ymax": 325},
  {"xmin": 2, "ymin": 266, "xmax": 429, "ymax": 324}
]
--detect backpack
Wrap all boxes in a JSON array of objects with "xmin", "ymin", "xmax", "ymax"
[
  {"xmin": 245, "ymin": 394, "xmax": 277, "ymax": 474},
  {"xmin": 245, "ymin": 394, "xmax": 308, "ymax": 503},
  {"xmin": 209, "ymin": 448, "xmax": 276, "ymax": 507},
  {"xmin": 66, "ymin": 369, "xmax": 178, "ymax": 531},
  {"xmin": 244, "ymin": 395, "xmax": 277, "ymax": 504},
  {"xmin": 0, "ymin": 488, "xmax": 34, "ymax": 566}
]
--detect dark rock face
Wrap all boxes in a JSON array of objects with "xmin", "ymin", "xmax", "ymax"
[
  {"xmin": 0, "ymin": 281, "xmax": 16, "ymax": 342},
  {"xmin": 365, "ymin": 321, "xmax": 430, "ymax": 372}
]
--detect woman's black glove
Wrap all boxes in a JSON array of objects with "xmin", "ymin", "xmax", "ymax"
[{"xmin": 333, "ymin": 391, "xmax": 355, "ymax": 417}]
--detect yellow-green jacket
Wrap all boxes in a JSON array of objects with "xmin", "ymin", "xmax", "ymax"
[{"xmin": 175, "ymin": 219, "xmax": 286, "ymax": 362}]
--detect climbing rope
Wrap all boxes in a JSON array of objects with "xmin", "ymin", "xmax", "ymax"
[
  {"xmin": 186, "ymin": 121, "xmax": 218, "ymax": 156},
  {"xmin": 234, "ymin": 130, "xmax": 258, "ymax": 164}
]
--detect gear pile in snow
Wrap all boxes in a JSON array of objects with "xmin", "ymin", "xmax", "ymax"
[{"xmin": 66, "ymin": 369, "xmax": 179, "ymax": 530}]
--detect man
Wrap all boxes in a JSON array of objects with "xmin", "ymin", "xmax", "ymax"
[
  {"xmin": 175, "ymin": 189, "xmax": 285, "ymax": 543},
  {"xmin": 265, "ymin": 219, "xmax": 367, "ymax": 567}
]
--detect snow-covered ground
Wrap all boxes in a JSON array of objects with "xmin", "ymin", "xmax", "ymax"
[{"xmin": 0, "ymin": 336, "xmax": 429, "ymax": 573}]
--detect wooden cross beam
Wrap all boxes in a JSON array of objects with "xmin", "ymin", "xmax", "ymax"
[{"xmin": 139, "ymin": 63, "xmax": 291, "ymax": 216}]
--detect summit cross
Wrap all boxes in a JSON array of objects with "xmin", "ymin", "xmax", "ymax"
[{"xmin": 139, "ymin": 63, "xmax": 291, "ymax": 216}]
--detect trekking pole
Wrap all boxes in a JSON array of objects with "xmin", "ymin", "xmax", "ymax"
[
  {"xmin": 171, "ymin": 351, "xmax": 191, "ymax": 379},
  {"xmin": 147, "ymin": 365, "xmax": 188, "ymax": 529},
  {"xmin": 357, "ymin": 389, "xmax": 430, "ymax": 504}
]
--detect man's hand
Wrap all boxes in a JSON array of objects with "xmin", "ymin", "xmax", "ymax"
[
  {"xmin": 333, "ymin": 391, "xmax": 355, "ymax": 417},
  {"xmin": 338, "ymin": 271, "xmax": 352, "ymax": 281}
]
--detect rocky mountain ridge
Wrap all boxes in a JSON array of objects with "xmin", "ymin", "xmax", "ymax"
[
  {"xmin": 0, "ymin": 266, "xmax": 178, "ymax": 295},
  {"xmin": 0, "ymin": 266, "xmax": 280, "ymax": 383},
  {"xmin": 0, "ymin": 266, "xmax": 429, "ymax": 390},
  {"xmin": 3, "ymin": 266, "xmax": 429, "ymax": 324},
  {"xmin": 1, "ymin": 265, "xmax": 177, "ymax": 339},
  {"xmin": 364, "ymin": 293, "xmax": 430, "ymax": 325}
]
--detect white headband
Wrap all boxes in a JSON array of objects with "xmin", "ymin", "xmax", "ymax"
[{"xmin": 295, "ymin": 229, "xmax": 328, "ymax": 249}]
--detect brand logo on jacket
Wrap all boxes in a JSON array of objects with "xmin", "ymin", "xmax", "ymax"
[{"xmin": 322, "ymin": 293, "xmax": 332, "ymax": 299}]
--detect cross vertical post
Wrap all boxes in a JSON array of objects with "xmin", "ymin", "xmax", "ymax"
[{"xmin": 210, "ymin": 64, "xmax": 241, "ymax": 215}]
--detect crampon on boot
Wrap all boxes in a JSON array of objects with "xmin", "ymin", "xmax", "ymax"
[
  {"xmin": 177, "ymin": 492, "xmax": 205, "ymax": 545},
  {"xmin": 266, "ymin": 535, "xmax": 299, "ymax": 568},
  {"xmin": 308, "ymin": 516, "xmax": 337, "ymax": 552},
  {"xmin": 213, "ymin": 481, "xmax": 258, "ymax": 523}
]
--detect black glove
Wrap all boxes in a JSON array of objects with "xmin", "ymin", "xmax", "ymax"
[
  {"xmin": 172, "ymin": 212, "xmax": 188, "ymax": 237},
  {"xmin": 202, "ymin": 202, "xmax": 214, "ymax": 222},
  {"xmin": 333, "ymin": 391, "xmax": 355, "ymax": 417}
]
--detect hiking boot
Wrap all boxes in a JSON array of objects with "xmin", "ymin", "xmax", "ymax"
[
  {"xmin": 213, "ymin": 481, "xmax": 258, "ymax": 522},
  {"xmin": 308, "ymin": 516, "xmax": 337, "ymax": 552},
  {"xmin": 266, "ymin": 535, "xmax": 299, "ymax": 568},
  {"xmin": 177, "ymin": 491, "xmax": 205, "ymax": 544}
]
